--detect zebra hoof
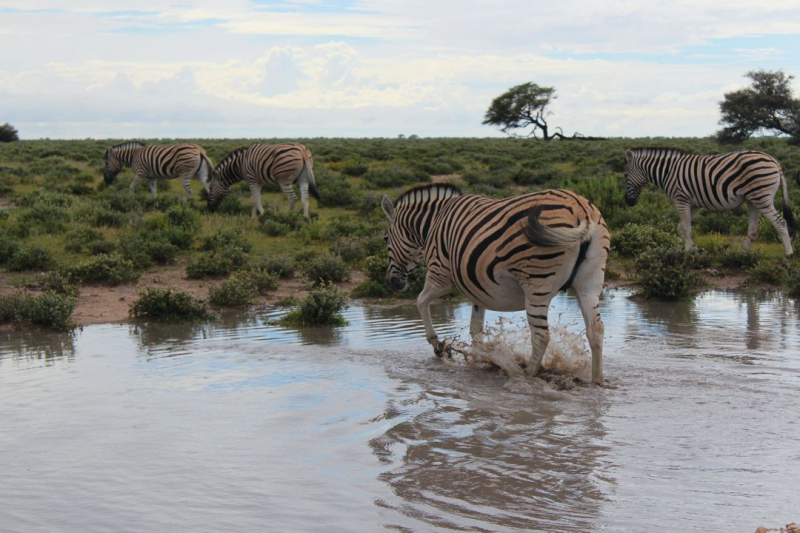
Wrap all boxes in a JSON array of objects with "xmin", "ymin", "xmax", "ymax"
[{"xmin": 433, "ymin": 340, "xmax": 452, "ymax": 359}]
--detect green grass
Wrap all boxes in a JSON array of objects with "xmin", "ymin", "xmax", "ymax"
[{"xmin": 1, "ymin": 136, "xmax": 799, "ymax": 314}]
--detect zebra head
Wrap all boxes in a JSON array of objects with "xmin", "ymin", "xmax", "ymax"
[
  {"xmin": 624, "ymin": 149, "xmax": 648, "ymax": 206},
  {"xmin": 207, "ymin": 147, "xmax": 246, "ymax": 212},
  {"xmin": 103, "ymin": 148, "xmax": 123, "ymax": 184},
  {"xmin": 381, "ymin": 195, "xmax": 424, "ymax": 291},
  {"xmin": 206, "ymin": 174, "xmax": 229, "ymax": 212}
]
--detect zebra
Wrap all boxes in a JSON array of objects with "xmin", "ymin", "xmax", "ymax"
[
  {"xmin": 381, "ymin": 184, "xmax": 610, "ymax": 384},
  {"xmin": 624, "ymin": 148, "xmax": 796, "ymax": 258},
  {"xmin": 206, "ymin": 142, "xmax": 319, "ymax": 218},
  {"xmin": 103, "ymin": 141, "xmax": 213, "ymax": 200}
]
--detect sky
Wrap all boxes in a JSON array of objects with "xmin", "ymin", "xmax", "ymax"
[{"xmin": 1, "ymin": 1, "xmax": 799, "ymax": 139}]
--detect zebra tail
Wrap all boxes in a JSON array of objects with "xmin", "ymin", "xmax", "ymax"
[
  {"xmin": 523, "ymin": 206, "xmax": 593, "ymax": 247},
  {"xmin": 781, "ymin": 172, "xmax": 797, "ymax": 235},
  {"xmin": 305, "ymin": 160, "xmax": 320, "ymax": 201}
]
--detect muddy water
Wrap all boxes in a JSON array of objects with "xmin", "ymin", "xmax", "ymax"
[{"xmin": 1, "ymin": 289, "xmax": 798, "ymax": 532}]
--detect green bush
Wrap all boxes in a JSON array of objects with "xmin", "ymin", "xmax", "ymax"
[
  {"xmin": 302, "ymin": 254, "xmax": 350, "ymax": 286},
  {"xmin": 185, "ymin": 246, "xmax": 248, "ymax": 279},
  {"xmin": 257, "ymin": 255, "xmax": 295, "ymax": 279},
  {"xmin": 200, "ymin": 228, "xmax": 252, "ymax": 253},
  {"xmin": 716, "ymin": 247, "xmax": 763, "ymax": 270},
  {"xmin": 748, "ymin": 260, "xmax": 788, "ymax": 285},
  {"xmin": 6, "ymin": 244, "xmax": 55, "ymax": 272},
  {"xmin": 208, "ymin": 276, "xmax": 256, "ymax": 308},
  {"xmin": 65, "ymin": 253, "xmax": 140, "ymax": 285},
  {"xmin": 236, "ymin": 263, "xmax": 279, "ymax": 293},
  {"xmin": 331, "ymin": 236, "xmax": 370, "ymax": 264},
  {"xmin": 786, "ymin": 267, "xmax": 800, "ymax": 298},
  {"xmin": 0, "ymin": 290, "xmax": 76, "ymax": 331},
  {"xmin": 613, "ymin": 224, "xmax": 682, "ymax": 257},
  {"xmin": 260, "ymin": 219, "xmax": 291, "ymax": 237},
  {"xmin": 18, "ymin": 203, "xmax": 70, "ymax": 234},
  {"xmin": 129, "ymin": 287, "xmax": 213, "ymax": 322},
  {"xmin": 65, "ymin": 227, "xmax": 107, "ymax": 253},
  {"xmin": 119, "ymin": 234, "xmax": 178, "ymax": 267},
  {"xmin": 363, "ymin": 165, "xmax": 429, "ymax": 188},
  {"xmin": 38, "ymin": 271, "xmax": 79, "ymax": 297},
  {"xmin": 0, "ymin": 234, "xmax": 20, "ymax": 264},
  {"xmin": 634, "ymin": 245, "xmax": 697, "ymax": 300},
  {"xmin": 278, "ymin": 284, "xmax": 348, "ymax": 327},
  {"xmin": 317, "ymin": 173, "xmax": 362, "ymax": 208}
]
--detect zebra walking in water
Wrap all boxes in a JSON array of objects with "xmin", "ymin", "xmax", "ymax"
[
  {"xmin": 624, "ymin": 148, "xmax": 796, "ymax": 258},
  {"xmin": 104, "ymin": 142, "xmax": 213, "ymax": 200},
  {"xmin": 381, "ymin": 184, "xmax": 610, "ymax": 384},
  {"xmin": 207, "ymin": 142, "xmax": 319, "ymax": 218}
]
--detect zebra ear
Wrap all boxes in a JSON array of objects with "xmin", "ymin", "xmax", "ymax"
[
  {"xmin": 624, "ymin": 149, "xmax": 634, "ymax": 162},
  {"xmin": 381, "ymin": 195, "xmax": 395, "ymax": 220}
]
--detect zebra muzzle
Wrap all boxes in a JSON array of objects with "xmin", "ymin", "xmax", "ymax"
[{"xmin": 388, "ymin": 275, "xmax": 407, "ymax": 291}]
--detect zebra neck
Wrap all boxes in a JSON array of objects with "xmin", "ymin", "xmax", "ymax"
[
  {"xmin": 397, "ymin": 200, "xmax": 451, "ymax": 247},
  {"xmin": 218, "ymin": 165, "xmax": 243, "ymax": 187},
  {"xmin": 644, "ymin": 155, "xmax": 680, "ymax": 186},
  {"xmin": 115, "ymin": 147, "xmax": 139, "ymax": 167}
]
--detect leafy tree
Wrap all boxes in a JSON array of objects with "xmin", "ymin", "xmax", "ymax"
[
  {"xmin": 0, "ymin": 123, "xmax": 19, "ymax": 143},
  {"xmin": 717, "ymin": 70, "xmax": 800, "ymax": 144},
  {"xmin": 483, "ymin": 82, "xmax": 591, "ymax": 140}
]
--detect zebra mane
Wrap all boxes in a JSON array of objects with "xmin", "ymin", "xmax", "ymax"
[
  {"xmin": 395, "ymin": 183, "xmax": 463, "ymax": 206},
  {"xmin": 628, "ymin": 147, "xmax": 691, "ymax": 158},
  {"xmin": 213, "ymin": 146, "xmax": 248, "ymax": 175},
  {"xmin": 109, "ymin": 141, "xmax": 145, "ymax": 152}
]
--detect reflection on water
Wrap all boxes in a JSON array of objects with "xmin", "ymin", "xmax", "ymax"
[{"xmin": 1, "ymin": 289, "xmax": 799, "ymax": 532}]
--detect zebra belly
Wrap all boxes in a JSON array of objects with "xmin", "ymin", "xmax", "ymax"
[{"xmin": 461, "ymin": 270, "xmax": 526, "ymax": 312}]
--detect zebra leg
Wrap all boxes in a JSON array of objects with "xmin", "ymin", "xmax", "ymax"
[
  {"xmin": 148, "ymin": 179, "xmax": 157, "ymax": 200},
  {"xmin": 469, "ymin": 304, "xmax": 485, "ymax": 342},
  {"xmin": 676, "ymin": 203, "xmax": 698, "ymax": 252},
  {"xmin": 416, "ymin": 278, "xmax": 456, "ymax": 358},
  {"xmin": 571, "ymin": 238, "xmax": 608, "ymax": 385},
  {"xmin": 249, "ymin": 183, "xmax": 264, "ymax": 219},
  {"xmin": 759, "ymin": 204, "xmax": 794, "ymax": 258},
  {"xmin": 180, "ymin": 175, "xmax": 192, "ymax": 200},
  {"xmin": 129, "ymin": 174, "xmax": 146, "ymax": 196},
  {"xmin": 744, "ymin": 204, "xmax": 761, "ymax": 251},
  {"xmin": 523, "ymin": 294, "xmax": 552, "ymax": 377},
  {"xmin": 299, "ymin": 180, "xmax": 310, "ymax": 218},
  {"xmin": 279, "ymin": 182, "xmax": 298, "ymax": 212}
]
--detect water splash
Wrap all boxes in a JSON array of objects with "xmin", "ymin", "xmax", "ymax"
[{"xmin": 447, "ymin": 315, "xmax": 592, "ymax": 389}]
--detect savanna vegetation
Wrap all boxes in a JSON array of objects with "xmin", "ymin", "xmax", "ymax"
[{"xmin": 1, "ymin": 136, "xmax": 799, "ymax": 329}]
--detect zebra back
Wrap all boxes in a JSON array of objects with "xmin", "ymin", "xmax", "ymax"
[{"xmin": 243, "ymin": 143, "xmax": 312, "ymax": 189}]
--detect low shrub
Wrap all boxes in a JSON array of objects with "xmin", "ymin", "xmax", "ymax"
[
  {"xmin": 129, "ymin": 287, "xmax": 213, "ymax": 322},
  {"xmin": 613, "ymin": 224, "xmax": 682, "ymax": 257},
  {"xmin": 208, "ymin": 276, "xmax": 256, "ymax": 308},
  {"xmin": 185, "ymin": 246, "xmax": 248, "ymax": 279},
  {"xmin": 277, "ymin": 284, "xmax": 348, "ymax": 327},
  {"xmin": 260, "ymin": 219, "xmax": 291, "ymax": 237},
  {"xmin": 317, "ymin": 173, "xmax": 362, "ymax": 208},
  {"xmin": 65, "ymin": 227, "xmax": 107, "ymax": 253},
  {"xmin": 715, "ymin": 247, "xmax": 763, "ymax": 270},
  {"xmin": 65, "ymin": 253, "xmax": 140, "ymax": 285},
  {"xmin": 6, "ymin": 244, "xmax": 55, "ymax": 272},
  {"xmin": 634, "ymin": 245, "xmax": 697, "ymax": 300},
  {"xmin": 257, "ymin": 255, "xmax": 295, "ymax": 279},
  {"xmin": 331, "ymin": 236, "xmax": 370, "ymax": 264},
  {"xmin": 200, "ymin": 228, "xmax": 252, "ymax": 253},
  {"xmin": 38, "ymin": 271, "xmax": 79, "ymax": 297},
  {"xmin": 18, "ymin": 203, "xmax": 70, "ymax": 234},
  {"xmin": 0, "ymin": 234, "xmax": 20, "ymax": 264},
  {"xmin": 786, "ymin": 267, "xmax": 800, "ymax": 298},
  {"xmin": 302, "ymin": 254, "xmax": 350, "ymax": 286},
  {"xmin": 0, "ymin": 290, "xmax": 76, "ymax": 331},
  {"xmin": 363, "ymin": 165, "xmax": 429, "ymax": 188},
  {"xmin": 748, "ymin": 260, "xmax": 788, "ymax": 285},
  {"xmin": 119, "ymin": 234, "xmax": 179, "ymax": 268},
  {"xmin": 236, "ymin": 263, "xmax": 279, "ymax": 293}
]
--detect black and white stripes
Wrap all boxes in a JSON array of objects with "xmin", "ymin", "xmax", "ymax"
[
  {"xmin": 207, "ymin": 142, "xmax": 319, "ymax": 218},
  {"xmin": 381, "ymin": 184, "xmax": 610, "ymax": 383},
  {"xmin": 104, "ymin": 142, "xmax": 213, "ymax": 200},
  {"xmin": 624, "ymin": 148, "xmax": 795, "ymax": 258}
]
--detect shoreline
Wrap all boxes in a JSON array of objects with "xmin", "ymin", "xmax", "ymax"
[{"xmin": 0, "ymin": 265, "xmax": 782, "ymax": 329}]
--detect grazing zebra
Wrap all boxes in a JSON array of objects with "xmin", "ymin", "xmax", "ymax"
[
  {"xmin": 624, "ymin": 148, "xmax": 796, "ymax": 258},
  {"xmin": 207, "ymin": 142, "xmax": 319, "ymax": 218},
  {"xmin": 381, "ymin": 184, "xmax": 610, "ymax": 384},
  {"xmin": 104, "ymin": 141, "xmax": 213, "ymax": 200}
]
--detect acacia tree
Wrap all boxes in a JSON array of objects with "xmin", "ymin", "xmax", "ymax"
[
  {"xmin": 483, "ymin": 82, "xmax": 577, "ymax": 140},
  {"xmin": 717, "ymin": 70, "xmax": 800, "ymax": 144},
  {"xmin": 0, "ymin": 123, "xmax": 19, "ymax": 143}
]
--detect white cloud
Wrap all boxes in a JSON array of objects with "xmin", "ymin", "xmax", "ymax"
[{"xmin": 0, "ymin": 1, "xmax": 799, "ymax": 138}]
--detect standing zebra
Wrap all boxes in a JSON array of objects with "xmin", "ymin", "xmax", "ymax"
[
  {"xmin": 104, "ymin": 141, "xmax": 213, "ymax": 200},
  {"xmin": 381, "ymin": 184, "xmax": 610, "ymax": 384},
  {"xmin": 624, "ymin": 148, "xmax": 796, "ymax": 258},
  {"xmin": 207, "ymin": 142, "xmax": 319, "ymax": 218}
]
